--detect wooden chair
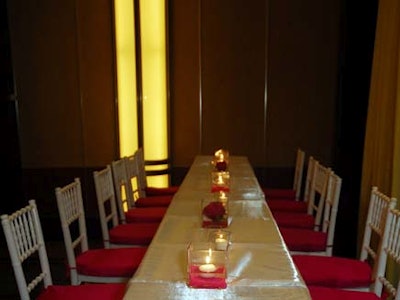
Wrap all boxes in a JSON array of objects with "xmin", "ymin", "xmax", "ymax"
[
  {"xmin": 280, "ymin": 171, "xmax": 342, "ymax": 256},
  {"xmin": 266, "ymin": 156, "xmax": 316, "ymax": 213},
  {"xmin": 110, "ymin": 157, "xmax": 135, "ymax": 223},
  {"xmin": 272, "ymin": 161, "xmax": 331, "ymax": 230},
  {"xmin": 1, "ymin": 199, "xmax": 127, "ymax": 300},
  {"xmin": 125, "ymin": 152, "xmax": 173, "ymax": 208},
  {"xmin": 262, "ymin": 148, "xmax": 305, "ymax": 200},
  {"xmin": 125, "ymin": 153, "xmax": 173, "ymax": 209},
  {"xmin": 308, "ymin": 205, "xmax": 400, "ymax": 299},
  {"xmin": 111, "ymin": 155, "xmax": 168, "ymax": 223},
  {"xmin": 293, "ymin": 186, "xmax": 397, "ymax": 291},
  {"xmin": 136, "ymin": 147, "xmax": 179, "ymax": 197},
  {"xmin": 93, "ymin": 166, "xmax": 159, "ymax": 248},
  {"xmin": 55, "ymin": 178, "xmax": 147, "ymax": 285}
]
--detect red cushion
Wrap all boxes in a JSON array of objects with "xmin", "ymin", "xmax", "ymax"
[
  {"xmin": 267, "ymin": 199, "xmax": 308, "ymax": 213},
  {"xmin": 308, "ymin": 286, "xmax": 380, "ymax": 300},
  {"xmin": 273, "ymin": 212, "xmax": 315, "ymax": 229},
  {"xmin": 125, "ymin": 207, "xmax": 167, "ymax": 223},
  {"xmin": 75, "ymin": 247, "xmax": 147, "ymax": 277},
  {"xmin": 109, "ymin": 223, "xmax": 159, "ymax": 245},
  {"xmin": 293, "ymin": 255, "xmax": 373, "ymax": 288},
  {"xmin": 280, "ymin": 228, "xmax": 327, "ymax": 252},
  {"xmin": 37, "ymin": 283, "xmax": 127, "ymax": 300},
  {"xmin": 263, "ymin": 188, "xmax": 296, "ymax": 200},
  {"xmin": 145, "ymin": 186, "xmax": 179, "ymax": 196},
  {"xmin": 135, "ymin": 195, "xmax": 173, "ymax": 208}
]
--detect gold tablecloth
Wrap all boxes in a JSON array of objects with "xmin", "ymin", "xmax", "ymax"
[{"xmin": 123, "ymin": 156, "xmax": 311, "ymax": 299}]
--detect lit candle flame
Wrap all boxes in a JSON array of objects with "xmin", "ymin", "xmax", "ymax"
[
  {"xmin": 205, "ymin": 248, "xmax": 212, "ymax": 264},
  {"xmin": 219, "ymin": 191, "xmax": 227, "ymax": 201}
]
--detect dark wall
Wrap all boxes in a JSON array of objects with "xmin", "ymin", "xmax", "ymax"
[
  {"xmin": 1, "ymin": 0, "xmax": 377, "ymax": 259},
  {"xmin": 0, "ymin": 0, "xmax": 22, "ymax": 215},
  {"xmin": 170, "ymin": 0, "xmax": 341, "ymax": 169}
]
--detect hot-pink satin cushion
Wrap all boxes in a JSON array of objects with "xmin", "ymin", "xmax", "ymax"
[
  {"xmin": 263, "ymin": 188, "xmax": 296, "ymax": 200},
  {"xmin": 308, "ymin": 286, "xmax": 381, "ymax": 300},
  {"xmin": 37, "ymin": 283, "xmax": 126, "ymax": 300},
  {"xmin": 280, "ymin": 228, "xmax": 327, "ymax": 252},
  {"xmin": 293, "ymin": 255, "xmax": 372, "ymax": 288},
  {"xmin": 135, "ymin": 195, "xmax": 173, "ymax": 208},
  {"xmin": 267, "ymin": 199, "xmax": 308, "ymax": 213},
  {"xmin": 145, "ymin": 186, "xmax": 179, "ymax": 196},
  {"xmin": 125, "ymin": 207, "xmax": 167, "ymax": 223},
  {"xmin": 272, "ymin": 212, "xmax": 315, "ymax": 229},
  {"xmin": 109, "ymin": 223, "xmax": 159, "ymax": 245},
  {"xmin": 75, "ymin": 247, "xmax": 147, "ymax": 277}
]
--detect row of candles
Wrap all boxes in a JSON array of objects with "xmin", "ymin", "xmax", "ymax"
[{"xmin": 187, "ymin": 149, "xmax": 231, "ymax": 289}]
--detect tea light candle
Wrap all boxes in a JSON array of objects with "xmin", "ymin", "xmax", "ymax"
[
  {"xmin": 217, "ymin": 174, "xmax": 224, "ymax": 185},
  {"xmin": 219, "ymin": 191, "xmax": 228, "ymax": 201},
  {"xmin": 199, "ymin": 262, "xmax": 217, "ymax": 273},
  {"xmin": 199, "ymin": 250, "xmax": 217, "ymax": 273},
  {"xmin": 215, "ymin": 234, "xmax": 228, "ymax": 250},
  {"xmin": 215, "ymin": 150, "xmax": 225, "ymax": 161}
]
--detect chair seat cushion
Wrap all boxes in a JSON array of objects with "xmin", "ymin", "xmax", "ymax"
[
  {"xmin": 267, "ymin": 199, "xmax": 308, "ymax": 213},
  {"xmin": 145, "ymin": 186, "xmax": 179, "ymax": 196},
  {"xmin": 280, "ymin": 228, "xmax": 327, "ymax": 252},
  {"xmin": 76, "ymin": 247, "xmax": 147, "ymax": 277},
  {"xmin": 293, "ymin": 255, "xmax": 373, "ymax": 288},
  {"xmin": 37, "ymin": 283, "xmax": 127, "ymax": 300},
  {"xmin": 263, "ymin": 188, "xmax": 296, "ymax": 200},
  {"xmin": 272, "ymin": 212, "xmax": 315, "ymax": 229},
  {"xmin": 308, "ymin": 286, "xmax": 380, "ymax": 300},
  {"xmin": 125, "ymin": 207, "xmax": 167, "ymax": 223},
  {"xmin": 109, "ymin": 223, "xmax": 159, "ymax": 245},
  {"xmin": 135, "ymin": 195, "xmax": 173, "ymax": 208}
]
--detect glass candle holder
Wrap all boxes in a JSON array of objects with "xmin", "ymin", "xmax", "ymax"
[
  {"xmin": 213, "ymin": 149, "xmax": 229, "ymax": 172},
  {"xmin": 211, "ymin": 171, "xmax": 230, "ymax": 193},
  {"xmin": 209, "ymin": 229, "xmax": 231, "ymax": 251},
  {"xmin": 187, "ymin": 242, "xmax": 228, "ymax": 289},
  {"xmin": 201, "ymin": 193, "xmax": 229, "ymax": 228}
]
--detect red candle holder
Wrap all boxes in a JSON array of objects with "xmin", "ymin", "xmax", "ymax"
[
  {"xmin": 213, "ymin": 149, "xmax": 229, "ymax": 172},
  {"xmin": 187, "ymin": 242, "xmax": 228, "ymax": 289},
  {"xmin": 215, "ymin": 160, "xmax": 228, "ymax": 172},
  {"xmin": 211, "ymin": 171, "xmax": 230, "ymax": 193},
  {"xmin": 201, "ymin": 194, "xmax": 228, "ymax": 228}
]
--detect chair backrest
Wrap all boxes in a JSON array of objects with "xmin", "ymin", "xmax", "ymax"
[
  {"xmin": 320, "ymin": 171, "xmax": 342, "ymax": 256},
  {"xmin": 1, "ymin": 200, "xmax": 53, "ymax": 300},
  {"xmin": 293, "ymin": 148, "xmax": 306, "ymax": 200},
  {"xmin": 125, "ymin": 152, "xmax": 146, "ymax": 201},
  {"xmin": 55, "ymin": 178, "xmax": 89, "ymax": 285},
  {"xmin": 373, "ymin": 206, "xmax": 400, "ymax": 298},
  {"xmin": 306, "ymin": 160, "xmax": 331, "ymax": 230},
  {"xmin": 302, "ymin": 156, "xmax": 316, "ymax": 203},
  {"xmin": 359, "ymin": 186, "xmax": 397, "ymax": 282},
  {"xmin": 111, "ymin": 157, "xmax": 134, "ymax": 224},
  {"xmin": 94, "ymin": 165, "xmax": 120, "ymax": 248},
  {"xmin": 135, "ymin": 147, "xmax": 148, "ymax": 193}
]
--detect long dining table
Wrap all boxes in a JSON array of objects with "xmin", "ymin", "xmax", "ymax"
[{"xmin": 123, "ymin": 155, "xmax": 312, "ymax": 299}]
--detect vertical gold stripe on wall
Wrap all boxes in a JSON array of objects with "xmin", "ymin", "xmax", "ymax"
[
  {"xmin": 140, "ymin": 0, "xmax": 169, "ymax": 187},
  {"xmin": 392, "ymin": 32, "xmax": 400, "ymax": 199},
  {"xmin": 359, "ymin": 0, "xmax": 400, "ymax": 250},
  {"xmin": 114, "ymin": 0, "xmax": 138, "ymax": 157}
]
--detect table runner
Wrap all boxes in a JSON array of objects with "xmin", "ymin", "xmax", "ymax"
[{"xmin": 123, "ymin": 155, "xmax": 311, "ymax": 299}]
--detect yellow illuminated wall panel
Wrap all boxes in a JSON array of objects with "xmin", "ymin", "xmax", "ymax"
[
  {"xmin": 114, "ymin": 0, "xmax": 138, "ymax": 157},
  {"xmin": 115, "ymin": 0, "xmax": 169, "ymax": 187},
  {"xmin": 140, "ymin": 0, "xmax": 169, "ymax": 187}
]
